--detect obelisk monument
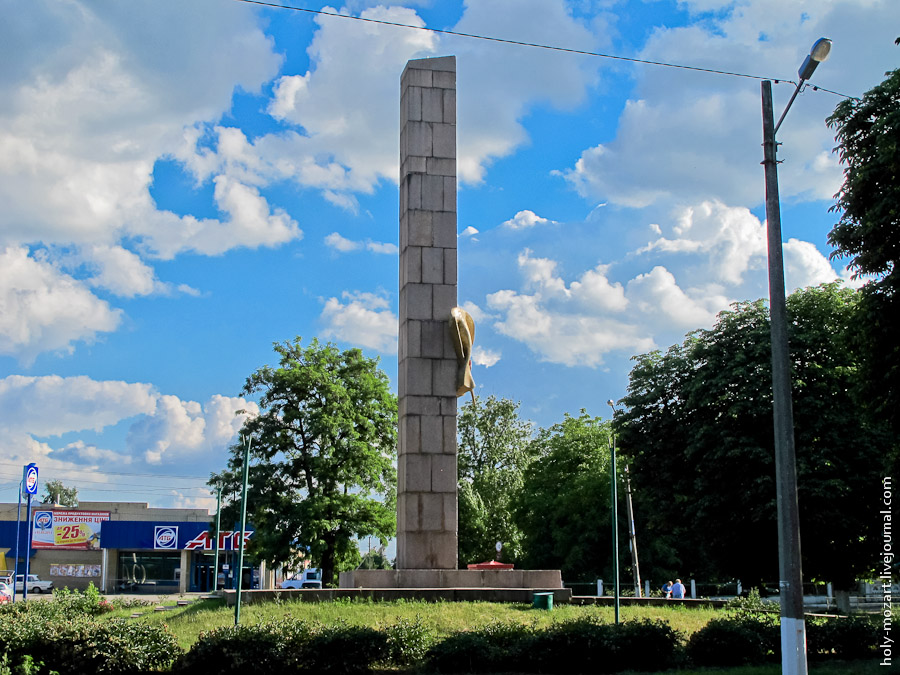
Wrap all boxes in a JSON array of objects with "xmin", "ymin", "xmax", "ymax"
[
  {"xmin": 396, "ymin": 55, "xmax": 459, "ymax": 569},
  {"xmin": 338, "ymin": 57, "xmax": 563, "ymax": 595}
]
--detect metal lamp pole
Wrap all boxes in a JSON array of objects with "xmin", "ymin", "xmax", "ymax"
[
  {"xmin": 760, "ymin": 37, "xmax": 831, "ymax": 675},
  {"xmin": 212, "ymin": 484, "xmax": 222, "ymax": 593},
  {"xmin": 12, "ymin": 479, "xmax": 23, "ymax": 603},
  {"xmin": 234, "ymin": 435, "xmax": 252, "ymax": 626},
  {"xmin": 607, "ymin": 400, "xmax": 620, "ymax": 624}
]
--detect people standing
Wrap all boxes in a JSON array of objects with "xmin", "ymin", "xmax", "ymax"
[
  {"xmin": 662, "ymin": 580, "xmax": 673, "ymax": 598},
  {"xmin": 671, "ymin": 578, "xmax": 686, "ymax": 599}
]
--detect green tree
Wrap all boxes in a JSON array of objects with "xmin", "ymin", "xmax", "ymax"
[
  {"xmin": 457, "ymin": 395, "xmax": 535, "ymax": 566},
  {"xmin": 41, "ymin": 479, "xmax": 77, "ymax": 507},
  {"xmin": 358, "ymin": 548, "xmax": 392, "ymax": 570},
  {"xmin": 515, "ymin": 411, "xmax": 616, "ymax": 581},
  {"xmin": 618, "ymin": 284, "xmax": 891, "ymax": 589},
  {"xmin": 212, "ymin": 338, "xmax": 397, "ymax": 587},
  {"xmin": 827, "ymin": 65, "xmax": 900, "ymax": 446}
]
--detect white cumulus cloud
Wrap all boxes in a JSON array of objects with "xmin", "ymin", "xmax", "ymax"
[
  {"xmin": 320, "ymin": 291, "xmax": 398, "ymax": 353},
  {"xmin": 0, "ymin": 247, "xmax": 122, "ymax": 363}
]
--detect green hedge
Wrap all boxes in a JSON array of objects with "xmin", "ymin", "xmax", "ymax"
[
  {"xmin": 173, "ymin": 619, "xmax": 389, "ymax": 674},
  {"xmin": 425, "ymin": 618, "xmax": 682, "ymax": 673},
  {"xmin": 0, "ymin": 612, "xmax": 181, "ymax": 674},
  {"xmin": 0, "ymin": 591, "xmax": 884, "ymax": 674}
]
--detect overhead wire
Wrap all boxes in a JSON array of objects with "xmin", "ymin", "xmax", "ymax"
[{"xmin": 231, "ymin": 0, "xmax": 855, "ymax": 98}]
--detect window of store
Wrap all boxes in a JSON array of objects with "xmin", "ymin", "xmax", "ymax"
[{"xmin": 116, "ymin": 552, "xmax": 181, "ymax": 593}]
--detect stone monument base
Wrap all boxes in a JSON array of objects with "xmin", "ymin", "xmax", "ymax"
[{"xmin": 339, "ymin": 568, "xmax": 563, "ymax": 591}]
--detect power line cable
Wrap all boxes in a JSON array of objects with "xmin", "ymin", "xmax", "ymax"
[{"xmin": 232, "ymin": 0, "xmax": 855, "ymax": 98}]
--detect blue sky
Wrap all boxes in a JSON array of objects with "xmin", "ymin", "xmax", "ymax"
[{"xmin": 1, "ymin": 0, "xmax": 897, "ymax": 512}]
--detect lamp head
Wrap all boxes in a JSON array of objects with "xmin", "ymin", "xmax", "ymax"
[
  {"xmin": 607, "ymin": 399, "xmax": 615, "ymax": 408},
  {"xmin": 798, "ymin": 37, "xmax": 831, "ymax": 81}
]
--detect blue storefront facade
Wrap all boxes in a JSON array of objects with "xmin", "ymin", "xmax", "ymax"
[
  {"xmin": 0, "ymin": 501, "xmax": 261, "ymax": 594},
  {"xmin": 101, "ymin": 521, "xmax": 257, "ymax": 593}
]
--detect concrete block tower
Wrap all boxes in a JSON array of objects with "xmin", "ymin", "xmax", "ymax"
[{"xmin": 397, "ymin": 55, "xmax": 458, "ymax": 570}]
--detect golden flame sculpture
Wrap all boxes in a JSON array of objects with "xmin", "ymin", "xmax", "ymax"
[{"xmin": 449, "ymin": 307, "xmax": 475, "ymax": 403}]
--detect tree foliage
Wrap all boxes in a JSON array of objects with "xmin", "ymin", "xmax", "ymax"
[
  {"xmin": 212, "ymin": 338, "xmax": 397, "ymax": 587},
  {"xmin": 456, "ymin": 395, "xmax": 535, "ymax": 565},
  {"xmin": 41, "ymin": 479, "xmax": 78, "ymax": 507},
  {"xmin": 618, "ymin": 284, "xmax": 891, "ymax": 588},
  {"xmin": 827, "ymin": 65, "xmax": 900, "ymax": 442},
  {"xmin": 515, "ymin": 411, "xmax": 616, "ymax": 581}
]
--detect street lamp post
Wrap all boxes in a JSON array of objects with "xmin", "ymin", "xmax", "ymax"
[
  {"xmin": 760, "ymin": 37, "xmax": 831, "ymax": 675},
  {"xmin": 234, "ymin": 435, "xmax": 252, "ymax": 626},
  {"xmin": 212, "ymin": 483, "xmax": 222, "ymax": 593},
  {"xmin": 607, "ymin": 400, "xmax": 620, "ymax": 624}
]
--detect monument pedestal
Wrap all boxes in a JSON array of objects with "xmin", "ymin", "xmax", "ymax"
[
  {"xmin": 339, "ymin": 568, "xmax": 571, "ymax": 603},
  {"xmin": 340, "ymin": 568, "xmax": 562, "ymax": 589}
]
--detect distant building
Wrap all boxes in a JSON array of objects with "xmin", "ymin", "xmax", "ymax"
[{"xmin": 0, "ymin": 501, "xmax": 270, "ymax": 594}]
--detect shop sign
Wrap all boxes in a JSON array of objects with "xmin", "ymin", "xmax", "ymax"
[
  {"xmin": 154, "ymin": 526, "xmax": 179, "ymax": 549},
  {"xmin": 32, "ymin": 510, "xmax": 110, "ymax": 549},
  {"xmin": 24, "ymin": 464, "xmax": 39, "ymax": 495},
  {"xmin": 183, "ymin": 530, "xmax": 253, "ymax": 551}
]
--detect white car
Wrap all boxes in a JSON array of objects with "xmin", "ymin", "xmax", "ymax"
[
  {"xmin": 280, "ymin": 568, "xmax": 323, "ymax": 589},
  {"xmin": 0, "ymin": 582, "xmax": 12, "ymax": 604},
  {"xmin": 13, "ymin": 574, "xmax": 53, "ymax": 594}
]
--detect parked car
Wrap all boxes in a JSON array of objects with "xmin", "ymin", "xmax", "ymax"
[
  {"xmin": 281, "ymin": 568, "xmax": 323, "ymax": 589},
  {"xmin": 0, "ymin": 582, "xmax": 12, "ymax": 604},
  {"xmin": 13, "ymin": 574, "xmax": 53, "ymax": 594}
]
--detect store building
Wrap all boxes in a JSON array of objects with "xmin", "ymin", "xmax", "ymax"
[{"xmin": 0, "ymin": 501, "xmax": 270, "ymax": 594}]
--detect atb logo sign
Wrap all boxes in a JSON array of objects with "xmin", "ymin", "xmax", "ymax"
[
  {"xmin": 34, "ymin": 511, "xmax": 53, "ymax": 531},
  {"xmin": 24, "ymin": 464, "xmax": 39, "ymax": 495},
  {"xmin": 154, "ymin": 526, "xmax": 178, "ymax": 549}
]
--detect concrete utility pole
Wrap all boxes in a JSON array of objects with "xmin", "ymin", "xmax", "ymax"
[
  {"xmin": 759, "ymin": 36, "xmax": 831, "ymax": 675},
  {"xmin": 623, "ymin": 465, "xmax": 642, "ymax": 598}
]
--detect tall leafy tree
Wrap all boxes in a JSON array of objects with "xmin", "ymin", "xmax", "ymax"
[
  {"xmin": 618, "ymin": 284, "xmax": 890, "ymax": 590},
  {"xmin": 827, "ymin": 64, "xmax": 900, "ymax": 446},
  {"xmin": 41, "ymin": 479, "xmax": 78, "ymax": 507},
  {"xmin": 515, "ymin": 411, "xmax": 616, "ymax": 581},
  {"xmin": 212, "ymin": 338, "xmax": 397, "ymax": 587},
  {"xmin": 457, "ymin": 396, "xmax": 535, "ymax": 566}
]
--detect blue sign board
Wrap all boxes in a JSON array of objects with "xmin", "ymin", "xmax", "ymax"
[{"xmin": 23, "ymin": 464, "xmax": 39, "ymax": 495}]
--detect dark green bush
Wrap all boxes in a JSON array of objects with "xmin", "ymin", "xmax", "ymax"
[
  {"xmin": 527, "ymin": 617, "xmax": 614, "ymax": 673},
  {"xmin": 0, "ymin": 610, "xmax": 180, "ymax": 674},
  {"xmin": 382, "ymin": 616, "xmax": 434, "ymax": 668},
  {"xmin": 424, "ymin": 622, "xmax": 533, "ymax": 673},
  {"xmin": 807, "ymin": 614, "xmax": 880, "ymax": 660},
  {"xmin": 177, "ymin": 618, "xmax": 390, "ymax": 674},
  {"xmin": 525, "ymin": 617, "xmax": 681, "ymax": 674},
  {"xmin": 425, "ymin": 617, "xmax": 681, "ymax": 674},
  {"xmin": 300, "ymin": 623, "xmax": 388, "ymax": 674},
  {"xmin": 615, "ymin": 619, "xmax": 682, "ymax": 672},
  {"xmin": 174, "ymin": 622, "xmax": 300, "ymax": 674},
  {"xmin": 686, "ymin": 616, "xmax": 778, "ymax": 667}
]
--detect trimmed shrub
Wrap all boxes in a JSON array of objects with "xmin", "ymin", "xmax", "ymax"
[
  {"xmin": 177, "ymin": 618, "xmax": 390, "ymax": 674},
  {"xmin": 382, "ymin": 616, "xmax": 434, "ymax": 668},
  {"xmin": 616, "ymin": 619, "xmax": 683, "ymax": 672},
  {"xmin": 299, "ymin": 624, "xmax": 388, "ymax": 674},
  {"xmin": 424, "ymin": 622, "xmax": 533, "ymax": 673},
  {"xmin": 526, "ymin": 617, "xmax": 681, "ymax": 674},
  {"xmin": 807, "ymin": 614, "xmax": 880, "ymax": 660},
  {"xmin": 686, "ymin": 616, "xmax": 778, "ymax": 667},
  {"xmin": 527, "ymin": 617, "xmax": 614, "ymax": 674},
  {"xmin": 426, "ymin": 617, "xmax": 681, "ymax": 674},
  {"xmin": 173, "ymin": 622, "xmax": 301, "ymax": 674},
  {"xmin": 0, "ymin": 610, "xmax": 181, "ymax": 674}
]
